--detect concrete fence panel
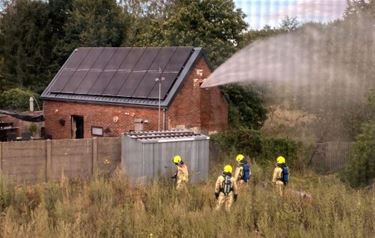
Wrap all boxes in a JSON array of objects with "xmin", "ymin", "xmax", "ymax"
[
  {"xmin": 0, "ymin": 137, "xmax": 122, "ymax": 184},
  {"xmin": 49, "ymin": 139, "xmax": 93, "ymax": 180},
  {"xmin": 96, "ymin": 137, "xmax": 121, "ymax": 175},
  {"xmin": 1, "ymin": 140, "xmax": 46, "ymax": 183}
]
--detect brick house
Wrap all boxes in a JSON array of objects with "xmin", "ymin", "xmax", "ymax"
[{"xmin": 41, "ymin": 47, "xmax": 228, "ymax": 139}]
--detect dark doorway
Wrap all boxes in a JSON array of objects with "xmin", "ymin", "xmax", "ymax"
[{"xmin": 71, "ymin": 115, "xmax": 84, "ymax": 139}]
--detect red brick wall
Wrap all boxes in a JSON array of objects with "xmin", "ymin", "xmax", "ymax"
[
  {"xmin": 43, "ymin": 56, "xmax": 228, "ymax": 139},
  {"xmin": 43, "ymin": 101, "xmax": 159, "ymax": 139},
  {"xmin": 206, "ymin": 86, "xmax": 229, "ymax": 133},
  {"xmin": 167, "ymin": 57, "xmax": 228, "ymax": 133}
]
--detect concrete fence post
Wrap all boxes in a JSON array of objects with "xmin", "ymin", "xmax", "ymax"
[
  {"xmin": 46, "ymin": 139, "xmax": 52, "ymax": 181},
  {"xmin": 92, "ymin": 137, "xmax": 98, "ymax": 176}
]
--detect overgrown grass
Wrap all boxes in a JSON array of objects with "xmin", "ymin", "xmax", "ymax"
[{"xmin": 0, "ymin": 165, "xmax": 374, "ymax": 238}]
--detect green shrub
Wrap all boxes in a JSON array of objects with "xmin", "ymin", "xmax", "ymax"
[
  {"xmin": 259, "ymin": 137, "xmax": 299, "ymax": 165},
  {"xmin": 211, "ymin": 128, "xmax": 262, "ymax": 156},
  {"xmin": 342, "ymin": 121, "xmax": 375, "ymax": 187},
  {"xmin": 0, "ymin": 88, "xmax": 38, "ymax": 111},
  {"xmin": 221, "ymin": 84, "xmax": 267, "ymax": 129},
  {"xmin": 29, "ymin": 123, "xmax": 38, "ymax": 135},
  {"xmin": 211, "ymin": 129, "xmax": 299, "ymax": 165}
]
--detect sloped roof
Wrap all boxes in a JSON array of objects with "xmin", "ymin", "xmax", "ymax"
[{"xmin": 41, "ymin": 47, "xmax": 205, "ymax": 107}]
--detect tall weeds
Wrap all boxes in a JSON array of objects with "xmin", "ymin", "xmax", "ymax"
[{"xmin": 0, "ymin": 166, "xmax": 374, "ymax": 238}]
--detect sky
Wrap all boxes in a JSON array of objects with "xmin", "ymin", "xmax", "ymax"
[{"xmin": 235, "ymin": 0, "xmax": 348, "ymax": 29}]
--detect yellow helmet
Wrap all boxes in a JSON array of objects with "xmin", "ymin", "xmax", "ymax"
[
  {"xmin": 235, "ymin": 154, "xmax": 245, "ymax": 162},
  {"xmin": 223, "ymin": 165, "xmax": 233, "ymax": 174},
  {"xmin": 173, "ymin": 155, "xmax": 182, "ymax": 164},
  {"xmin": 276, "ymin": 156, "xmax": 286, "ymax": 164}
]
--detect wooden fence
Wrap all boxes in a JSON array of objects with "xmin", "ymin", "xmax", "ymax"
[{"xmin": 0, "ymin": 137, "xmax": 121, "ymax": 183}]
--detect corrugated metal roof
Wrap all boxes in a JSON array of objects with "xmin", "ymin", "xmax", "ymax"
[
  {"xmin": 126, "ymin": 130, "xmax": 209, "ymax": 143},
  {"xmin": 41, "ymin": 47, "xmax": 205, "ymax": 107}
]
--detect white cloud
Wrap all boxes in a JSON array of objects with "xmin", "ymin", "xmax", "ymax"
[
  {"xmin": 272, "ymin": 0, "xmax": 347, "ymax": 23},
  {"xmin": 236, "ymin": 0, "xmax": 347, "ymax": 29}
]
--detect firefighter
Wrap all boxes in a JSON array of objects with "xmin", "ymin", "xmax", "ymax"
[
  {"xmin": 171, "ymin": 155, "xmax": 189, "ymax": 191},
  {"xmin": 272, "ymin": 156, "xmax": 289, "ymax": 196},
  {"xmin": 233, "ymin": 154, "xmax": 251, "ymax": 186},
  {"xmin": 214, "ymin": 165, "xmax": 238, "ymax": 211}
]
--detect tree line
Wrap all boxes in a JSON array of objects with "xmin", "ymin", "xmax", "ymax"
[
  {"xmin": 0, "ymin": 0, "xmax": 249, "ymax": 93},
  {"xmin": 0, "ymin": 0, "xmax": 289, "ymax": 129}
]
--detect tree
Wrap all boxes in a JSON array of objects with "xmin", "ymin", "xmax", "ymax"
[
  {"xmin": 0, "ymin": 58, "xmax": 5, "ymax": 91},
  {"xmin": 0, "ymin": 0, "xmax": 73, "ymax": 93},
  {"xmin": 221, "ymin": 84, "xmax": 267, "ymax": 129},
  {"xmin": 344, "ymin": 0, "xmax": 375, "ymax": 18},
  {"xmin": 279, "ymin": 16, "xmax": 300, "ymax": 32},
  {"xmin": 0, "ymin": 88, "xmax": 37, "ymax": 111},
  {"xmin": 0, "ymin": 0, "xmax": 53, "ymax": 92},
  {"xmin": 239, "ymin": 16, "xmax": 300, "ymax": 49},
  {"xmin": 119, "ymin": 0, "xmax": 171, "ymax": 46},
  {"xmin": 47, "ymin": 0, "xmax": 74, "ymax": 67},
  {"xmin": 134, "ymin": 0, "xmax": 247, "ymax": 67},
  {"xmin": 238, "ymin": 25, "xmax": 282, "ymax": 49},
  {"xmin": 343, "ymin": 121, "xmax": 375, "ymax": 187},
  {"xmin": 342, "ymin": 92, "xmax": 375, "ymax": 187},
  {"xmin": 63, "ymin": 0, "xmax": 127, "ymax": 54}
]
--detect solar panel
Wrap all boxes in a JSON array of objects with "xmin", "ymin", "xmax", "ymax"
[
  {"xmin": 132, "ymin": 47, "xmax": 160, "ymax": 71},
  {"xmin": 80, "ymin": 48, "xmax": 132, "ymax": 96},
  {"xmin": 61, "ymin": 71, "xmax": 88, "ymax": 93},
  {"xmin": 149, "ymin": 47, "xmax": 176, "ymax": 71},
  {"xmin": 118, "ymin": 48, "xmax": 145, "ymax": 71},
  {"xmin": 130, "ymin": 47, "xmax": 172, "ymax": 98},
  {"xmin": 148, "ymin": 73, "xmax": 179, "ymax": 99},
  {"xmin": 117, "ymin": 72, "xmax": 146, "ymax": 97},
  {"xmin": 91, "ymin": 48, "xmax": 115, "ymax": 69},
  {"xmin": 164, "ymin": 47, "xmax": 193, "ymax": 72},
  {"xmin": 105, "ymin": 48, "xmax": 132, "ymax": 70},
  {"xmin": 46, "ymin": 47, "xmax": 197, "ymax": 105},
  {"xmin": 64, "ymin": 48, "xmax": 90, "ymax": 69},
  {"xmin": 161, "ymin": 73, "xmax": 180, "ymax": 97},
  {"xmin": 77, "ymin": 47, "xmax": 104, "ymax": 69},
  {"xmin": 50, "ymin": 48, "xmax": 91, "ymax": 93},
  {"xmin": 60, "ymin": 48, "xmax": 104, "ymax": 93},
  {"xmin": 131, "ymin": 72, "xmax": 160, "ymax": 98},
  {"xmin": 50, "ymin": 69, "xmax": 75, "ymax": 93},
  {"xmin": 89, "ymin": 71, "xmax": 116, "ymax": 95},
  {"xmin": 74, "ymin": 71, "xmax": 101, "ymax": 95},
  {"xmin": 102, "ymin": 71, "xmax": 130, "ymax": 96}
]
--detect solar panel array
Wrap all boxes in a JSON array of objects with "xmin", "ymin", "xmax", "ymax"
[{"xmin": 49, "ymin": 47, "xmax": 194, "ymax": 100}]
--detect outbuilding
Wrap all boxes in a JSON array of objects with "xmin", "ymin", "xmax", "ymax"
[
  {"xmin": 41, "ymin": 47, "xmax": 228, "ymax": 139},
  {"xmin": 122, "ymin": 130, "xmax": 209, "ymax": 184}
]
